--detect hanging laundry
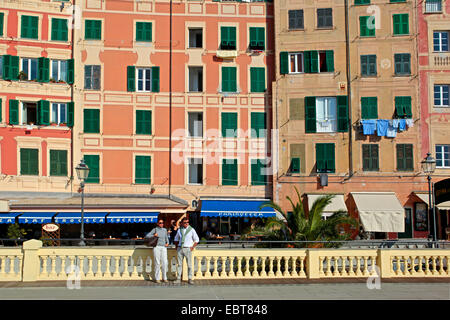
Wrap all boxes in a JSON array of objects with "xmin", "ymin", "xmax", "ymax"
[
  {"xmin": 406, "ymin": 119, "xmax": 414, "ymax": 128},
  {"xmin": 361, "ymin": 120, "xmax": 376, "ymax": 135},
  {"xmin": 399, "ymin": 119, "xmax": 406, "ymax": 131},
  {"xmin": 392, "ymin": 119, "xmax": 400, "ymax": 129},
  {"xmin": 386, "ymin": 120, "xmax": 397, "ymax": 138},
  {"xmin": 377, "ymin": 119, "xmax": 389, "ymax": 137}
]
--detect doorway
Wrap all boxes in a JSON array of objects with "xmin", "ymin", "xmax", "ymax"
[{"xmin": 398, "ymin": 208, "xmax": 413, "ymax": 238}]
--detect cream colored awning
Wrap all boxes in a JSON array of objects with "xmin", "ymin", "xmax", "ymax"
[
  {"xmin": 414, "ymin": 192, "xmax": 450, "ymax": 210},
  {"xmin": 307, "ymin": 194, "xmax": 347, "ymax": 217},
  {"xmin": 351, "ymin": 192, "xmax": 404, "ymax": 233}
]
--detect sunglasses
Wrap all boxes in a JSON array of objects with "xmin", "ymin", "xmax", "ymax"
[{"xmin": 158, "ymin": 222, "xmax": 164, "ymax": 224}]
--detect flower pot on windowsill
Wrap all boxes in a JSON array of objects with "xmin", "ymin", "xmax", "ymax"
[
  {"xmin": 59, "ymin": 123, "xmax": 67, "ymax": 127},
  {"xmin": 57, "ymin": 80, "xmax": 66, "ymax": 84},
  {"xmin": 18, "ymin": 71, "xmax": 27, "ymax": 81},
  {"xmin": 49, "ymin": 79, "xmax": 57, "ymax": 83}
]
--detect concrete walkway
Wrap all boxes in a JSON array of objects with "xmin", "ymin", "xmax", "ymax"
[{"xmin": 0, "ymin": 279, "xmax": 448, "ymax": 300}]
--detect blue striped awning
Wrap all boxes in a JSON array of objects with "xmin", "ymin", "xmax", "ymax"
[
  {"xmin": 18, "ymin": 212, "xmax": 54, "ymax": 224},
  {"xmin": 106, "ymin": 212, "xmax": 159, "ymax": 223},
  {"xmin": 54, "ymin": 212, "xmax": 107, "ymax": 224},
  {"xmin": 200, "ymin": 200, "xmax": 276, "ymax": 218},
  {"xmin": 0, "ymin": 213, "xmax": 21, "ymax": 224}
]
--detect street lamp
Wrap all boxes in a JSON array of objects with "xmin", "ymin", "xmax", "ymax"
[
  {"xmin": 76, "ymin": 159, "xmax": 90, "ymax": 246},
  {"xmin": 421, "ymin": 153, "xmax": 436, "ymax": 242}
]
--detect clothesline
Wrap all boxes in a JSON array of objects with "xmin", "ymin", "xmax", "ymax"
[{"xmin": 360, "ymin": 119, "xmax": 414, "ymax": 138}]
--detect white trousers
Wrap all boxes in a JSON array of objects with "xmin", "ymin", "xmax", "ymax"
[{"xmin": 153, "ymin": 246, "xmax": 168, "ymax": 281}]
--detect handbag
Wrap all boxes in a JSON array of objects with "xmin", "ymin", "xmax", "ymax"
[{"xmin": 144, "ymin": 236, "xmax": 158, "ymax": 247}]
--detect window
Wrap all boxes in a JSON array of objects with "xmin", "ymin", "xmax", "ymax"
[
  {"xmin": 434, "ymin": 85, "xmax": 449, "ymax": 106},
  {"xmin": 433, "ymin": 31, "xmax": 449, "ymax": 52},
  {"xmin": 84, "ymin": 155, "xmax": 100, "ymax": 183},
  {"xmin": 84, "ymin": 65, "xmax": 101, "ymax": 90},
  {"xmin": 51, "ymin": 103, "xmax": 67, "ymax": 124},
  {"xmin": 21, "ymin": 58, "xmax": 38, "ymax": 81},
  {"xmin": 136, "ymin": 22, "xmax": 152, "ymax": 42},
  {"xmin": 49, "ymin": 150, "xmax": 67, "ymax": 176},
  {"xmin": 436, "ymin": 145, "xmax": 450, "ymax": 168},
  {"xmin": 0, "ymin": 12, "xmax": 4, "ymax": 36},
  {"xmin": 135, "ymin": 155, "xmax": 151, "ymax": 184},
  {"xmin": 51, "ymin": 60, "xmax": 67, "ymax": 82},
  {"xmin": 127, "ymin": 66, "xmax": 159, "ymax": 92},
  {"xmin": 316, "ymin": 143, "xmax": 335, "ymax": 173},
  {"xmin": 189, "ymin": 66, "xmax": 203, "ymax": 92},
  {"xmin": 20, "ymin": 148, "xmax": 38, "ymax": 175},
  {"xmin": 361, "ymin": 97, "xmax": 378, "ymax": 119},
  {"xmin": 251, "ymin": 159, "xmax": 267, "ymax": 185},
  {"xmin": 289, "ymin": 10, "xmax": 304, "ymax": 30},
  {"xmin": 394, "ymin": 53, "xmax": 411, "ymax": 75},
  {"xmin": 395, "ymin": 96, "xmax": 412, "ymax": 118},
  {"xmin": 85, "ymin": 20, "xmax": 102, "ymax": 40},
  {"xmin": 289, "ymin": 53, "xmax": 303, "ymax": 73},
  {"xmin": 361, "ymin": 55, "xmax": 377, "ymax": 76},
  {"xmin": 317, "ymin": 8, "xmax": 332, "ymax": 28},
  {"xmin": 355, "ymin": 0, "xmax": 370, "ymax": 4},
  {"xmin": 221, "ymin": 112, "xmax": 237, "ymax": 138},
  {"xmin": 396, "ymin": 144, "xmax": 413, "ymax": 171},
  {"xmin": 51, "ymin": 18, "xmax": 68, "ymax": 41},
  {"xmin": 221, "ymin": 66, "xmax": 237, "ymax": 92},
  {"xmin": 21, "ymin": 102, "xmax": 38, "ymax": 125},
  {"xmin": 21, "ymin": 15, "xmax": 38, "ymax": 39},
  {"xmin": 188, "ymin": 112, "xmax": 203, "ymax": 137},
  {"xmin": 220, "ymin": 26, "xmax": 236, "ymax": 50},
  {"xmin": 136, "ymin": 110, "xmax": 152, "ymax": 135},
  {"xmin": 137, "ymin": 68, "xmax": 152, "ymax": 92},
  {"xmin": 360, "ymin": 16, "xmax": 375, "ymax": 37},
  {"xmin": 249, "ymin": 27, "xmax": 265, "ymax": 50},
  {"xmin": 188, "ymin": 158, "xmax": 203, "ymax": 184},
  {"xmin": 250, "ymin": 67, "xmax": 265, "ymax": 93},
  {"xmin": 393, "ymin": 14, "xmax": 409, "ymax": 35},
  {"xmin": 289, "ymin": 158, "xmax": 300, "ymax": 174},
  {"xmin": 425, "ymin": 0, "xmax": 442, "ymax": 13},
  {"xmin": 362, "ymin": 144, "xmax": 379, "ymax": 171},
  {"xmin": 188, "ymin": 28, "xmax": 203, "ymax": 48},
  {"xmin": 83, "ymin": 109, "xmax": 100, "ymax": 133},
  {"xmin": 251, "ymin": 112, "xmax": 266, "ymax": 138},
  {"xmin": 305, "ymin": 96, "xmax": 348, "ymax": 133},
  {"xmin": 222, "ymin": 159, "xmax": 238, "ymax": 186}
]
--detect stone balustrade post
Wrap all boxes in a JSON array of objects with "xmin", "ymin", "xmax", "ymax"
[
  {"xmin": 307, "ymin": 249, "xmax": 321, "ymax": 279},
  {"xmin": 377, "ymin": 249, "xmax": 392, "ymax": 279},
  {"xmin": 22, "ymin": 239, "xmax": 43, "ymax": 282}
]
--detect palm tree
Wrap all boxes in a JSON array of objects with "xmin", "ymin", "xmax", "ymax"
[{"xmin": 242, "ymin": 187, "xmax": 358, "ymax": 248}]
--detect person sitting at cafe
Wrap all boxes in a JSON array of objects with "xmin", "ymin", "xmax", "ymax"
[{"xmin": 205, "ymin": 228, "xmax": 217, "ymax": 240}]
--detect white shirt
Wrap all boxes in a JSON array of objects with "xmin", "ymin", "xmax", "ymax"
[{"xmin": 174, "ymin": 227, "xmax": 199, "ymax": 248}]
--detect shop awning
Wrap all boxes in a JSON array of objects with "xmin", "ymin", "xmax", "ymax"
[
  {"xmin": 200, "ymin": 200, "xmax": 276, "ymax": 218},
  {"xmin": 54, "ymin": 212, "xmax": 107, "ymax": 224},
  {"xmin": 106, "ymin": 212, "xmax": 159, "ymax": 223},
  {"xmin": 307, "ymin": 194, "xmax": 348, "ymax": 218},
  {"xmin": 18, "ymin": 212, "xmax": 55, "ymax": 224},
  {"xmin": 351, "ymin": 192, "xmax": 404, "ymax": 233},
  {"xmin": 0, "ymin": 212, "xmax": 21, "ymax": 224},
  {"xmin": 414, "ymin": 192, "xmax": 450, "ymax": 210}
]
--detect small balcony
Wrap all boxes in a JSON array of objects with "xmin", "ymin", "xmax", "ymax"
[{"xmin": 433, "ymin": 53, "xmax": 450, "ymax": 67}]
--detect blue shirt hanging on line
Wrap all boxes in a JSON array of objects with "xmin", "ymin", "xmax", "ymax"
[
  {"xmin": 399, "ymin": 119, "xmax": 406, "ymax": 131},
  {"xmin": 377, "ymin": 119, "xmax": 389, "ymax": 137},
  {"xmin": 361, "ymin": 120, "xmax": 376, "ymax": 135},
  {"xmin": 386, "ymin": 120, "xmax": 397, "ymax": 138}
]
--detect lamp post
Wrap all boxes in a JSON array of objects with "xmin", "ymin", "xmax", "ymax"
[
  {"xmin": 76, "ymin": 159, "xmax": 90, "ymax": 246},
  {"xmin": 421, "ymin": 153, "xmax": 436, "ymax": 242}
]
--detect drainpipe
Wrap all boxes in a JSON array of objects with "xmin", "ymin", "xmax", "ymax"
[
  {"xmin": 168, "ymin": 0, "xmax": 173, "ymax": 197},
  {"xmin": 70, "ymin": 0, "xmax": 75, "ymax": 194},
  {"xmin": 344, "ymin": 0, "xmax": 353, "ymax": 181}
]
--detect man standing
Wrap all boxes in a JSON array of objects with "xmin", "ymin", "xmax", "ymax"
[
  {"xmin": 174, "ymin": 217, "xmax": 199, "ymax": 284},
  {"xmin": 146, "ymin": 219, "xmax": 169, "ymax": 283}
]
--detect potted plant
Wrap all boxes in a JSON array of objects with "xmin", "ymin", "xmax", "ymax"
[
  {"xmin": 18, "ymin": 71, "xmax": 27, "ymax": 81},
  {"xmin": 6, "ymin": 223, "xmax": 28, "ymax": 246},
  {"xmin": 49, "ymin": 78, "xmax": 57, "ymax": 83}
]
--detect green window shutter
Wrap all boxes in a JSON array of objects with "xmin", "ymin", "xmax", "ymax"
[
  {"xmin": 135, "ymin": 156, "xmax": 151, "ymax": 184},
  {"xmin": 20, "ymin": 148, "xmax": 39, "ymax": 175},
  {"xmin": 84, "ymin": 155, "xmax": 100, "ymax": 183},
  {"xmin": 11, "ymin": 56, "xmax": 19, "ymax": 80},
  {"xmin": 221, "ymin": 112, "xmax": 237, "ymax": 137},
  {"xmin": 151, "ymin": 66, "xmax": 160, "ymax": 92},
  {"xmin": 52, "ymin": 18, "xmax": 68, "ymax": 41},
  {"xmin": 249, "ymin": 27, "xmax": 257, "ymax": 48},
  {"xmin": 249, "ymin": 27, "xmax": 265, "ymax": 50},
  {"xmin": 38, "ymin": 57, "xmax": 49, "ymax": 83},
  {"xmin": 67, "ymin": 59, "xmax": 74, "ymax": 84},
  {"xmin": 397, "ymin": 144, "xmax": 412, "ymax": 171},
  {"xmin": 136, "ymin": 22, "xmax": 152, "ymax": 42},
  {"xmin": 360, "ymin": 16, "xmax": 375, "ymax": 37},
  {"xmin": 251, "ymin": 112, "xmax": 266, "ymax": 138},
  {"xmin": 326, "ymin": 143, "xmax": 335, "ymax": 173},
  {"xmin": 85, "ymin": 20, "xmax": 102, "ymax": 40},
  {"xmin": 325, "ymin": 50, "xmax": 334, "ymax": 72},
  {"xmin": 222, "ymin": 159, "xmax": 238, "ymax": 186},
  {"xmin": 84, "ymin": 109, "xmax": 100, "ymax": 133},
  {"xmin": 127, "ymin": 66, "xmax": 136, "ymax": 92},
  {"xmin": 310, "ymin": 51, "xmax": 319, "ymax": 73},
  {"xmin": 9, "ymin": 99, "xmax": 19, "ymax": 125},
  {"xmin": 37, "ymin": 100, "xmax": 50, "ymax": 125},
  {"xmin": 251, "ymin": 159, "xmax": 266, "ymax": 185},
  {"xmin": 290, "ymin": 158, "xmax": 300, "ymax": 173},
  {"xmin": 67, "ymin": 102, "xmax": 74, "ymax": 127},
  {"xmin": 404, "ymin": 97, "xmax": 412, "ymax": 118},
  {"xmin": 337, "ymin": 95, "xmax": 348, "ymax": 132},
  {"xmin": 222, "ymin": 67, "xmax": 236, "ymax": 92},
  {"xmin": 136, "ymin": 110, "xmax": 152, "ymax": 135},
  {"xmin": 280, "ymin": 52, "xmax": 289, "ymax": 74},
  {"xmin": 305, "ymin": 96, "xmax": 316, "ymax": 133},
  {"xmin": 221, "ymin": 27, "xmax": 236, "ymax": 49},
  {"xmin": 304, "ymin": 51, "xmax": 311, "ymax": 73},
  {"xmin": 50, "ymin": 150, "xmax": 67, "ymax": 176},
  {"xmin": 393, "ymin": 14, "xmax": 408, "ymax": 35},
  {"xmin": 395, "ymin": 96, "xmax": 411, "ymax": 118},
  {"xmin": 401, "ymin": 14, "xmax": 409, "ymax": 35},
  {"xmin": 393, "ymin": 14, "xmax": 400, "ymax": 35},
  {"xmin": 2, "ymin": 54, "xmax": 10, "ymax": 80},
  {"xmin": 258, "ymin": 27, "xmax": 265, "ymax": 49},
  {"xmin": 361, "ymin": 97, "xmax": 378, "ymax": 119},
  {"xmin": 396, "ymin": 144, "xmax": 404, "ymax": 171},
  {"xmin": 250, "ymin": 67, "xmax": 265, "ymax": 93},
  {"xmin": 316, "ymin": 143, "xmax": 335, "ymax": 173},
  {"xmin": 4, "ymin": 55, "xmax": 20, "ymax": 81},
  {"xmin": 362, "ymin": 144, "xmax": 379, "ymax": 171},
  {"xmin": 0, "ymin": 13, "xmax": 4, "ymax": 37},
  {"xmin": 0, "ymin": 98, "xmax": 2, "ymax": 122},
  {"xmin": 316, "ymin": 144, "xmax": 326, "ymax": 173}
]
